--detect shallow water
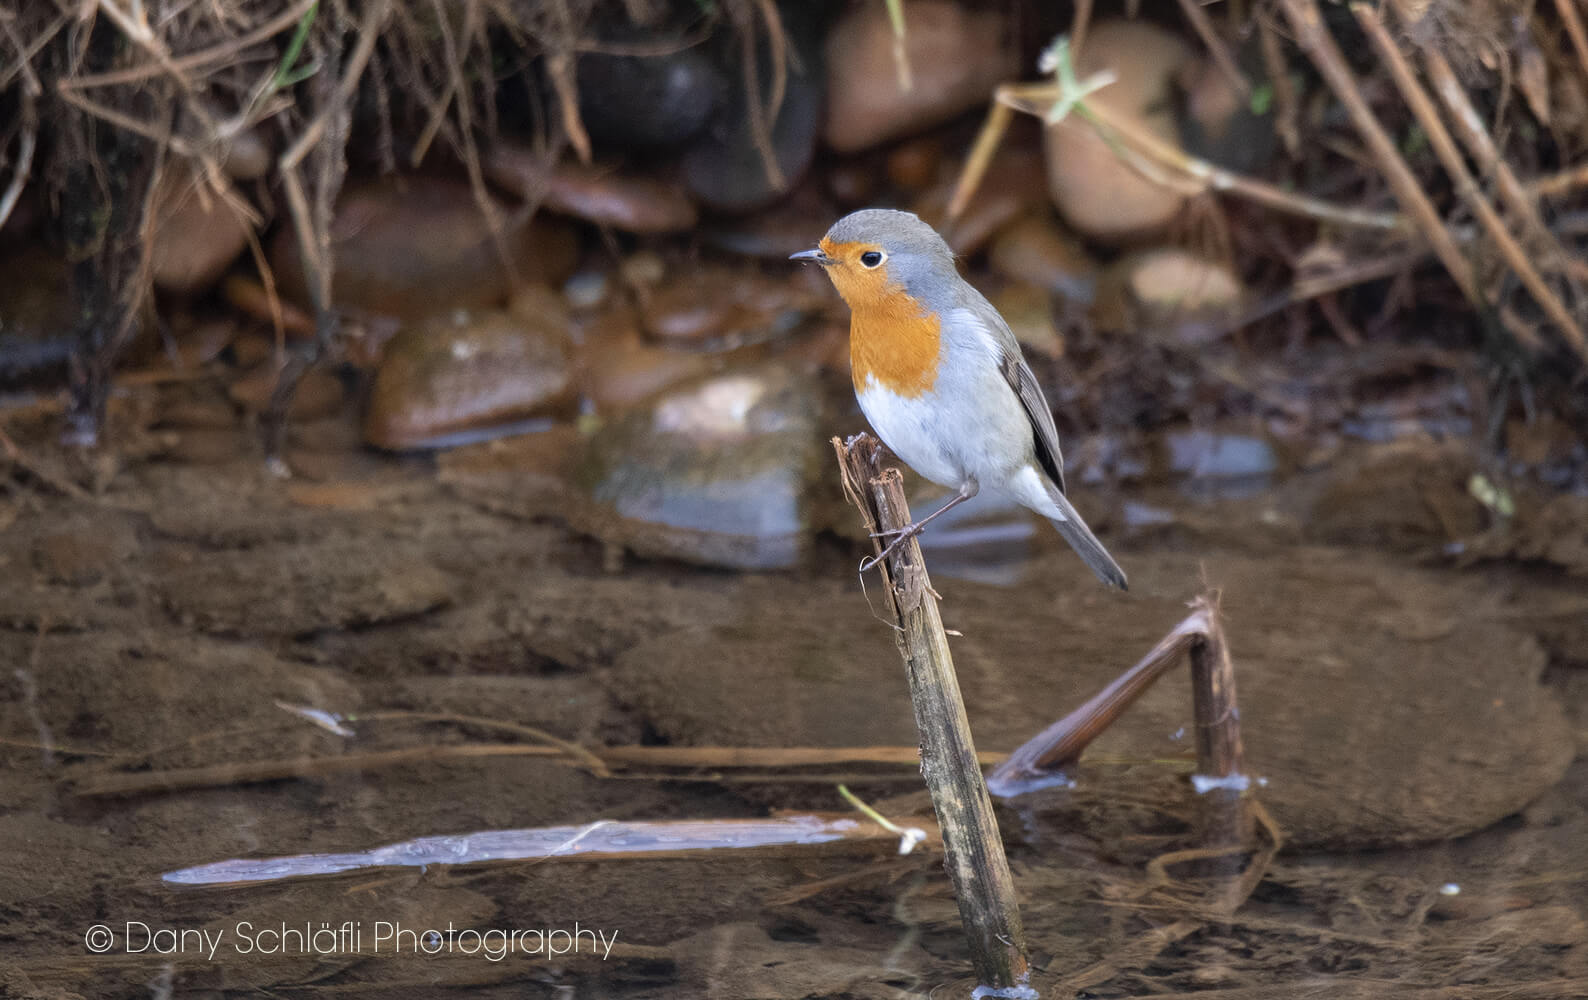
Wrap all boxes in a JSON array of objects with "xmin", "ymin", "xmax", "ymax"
[{"xmin": 1, "ymin": 418, "xmax": 1584, "ymax": 999}]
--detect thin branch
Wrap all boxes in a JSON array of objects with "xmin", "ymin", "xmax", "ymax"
[
  {"xmin": 0, "ymin": 9, "xmax": 63, "ymax": 92},
  {"xmin": 1355, "ymin": 3, "xmax": 1583, "ymax": 361},
  {"xmin": 1553, "ymin": 0, "xmax": 1588, "ymax": 84},
  {"xmin": 59, "ymin": 0, "xmax": 316, "ymax": 90},
  {"xmin": 280, "ymin": 0, "xmax": 389, "ymax": 171},
  {"xmin": 1420, "ymin": 44, "xmax": 1578, "ymax": 276},
  {"xmin": 1528, "ymin": 161, "xmax": 1588, "ymax": 199},
  {"xmin": 1174, "ymin": 0, "xmax": 1250, "ymax": 98},
  {"xmin": 1279, "ymin": 0, "xmax": 1485, "ymax": 310},
  {"xmin": 1258, "ymin": 9, "xmax": 1301, "ymax": 156},
  {"xmin": 994, "ymin": 79, "xmax": 1405, "ymax": 232}
]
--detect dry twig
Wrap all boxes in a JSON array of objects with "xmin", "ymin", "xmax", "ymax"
[
  {"xmin": 834, "ymin": 433, "xmax": 1031, "ymax": 993},
  {"xmin": 1279, "ymin": 0, "xmax": 1486, "ymax": 314},
  {"xmin": 1354, "ymin": 3, "xmax": 1586, "ymax": 363}
]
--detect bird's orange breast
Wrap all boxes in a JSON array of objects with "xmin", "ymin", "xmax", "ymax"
[{"xmin": 820, "ymin": 237, "xmax": 942, "ymax": 399}]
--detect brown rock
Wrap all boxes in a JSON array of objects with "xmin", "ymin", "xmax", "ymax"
[
  {"xmin": 1177, "ymin": 54, "xmax": 1278, "ymax": 175},
  {"xmin": 577, "ymin": 308, "xmax": 712, "ymax": 413},
  {"xmin": 221, "ymin": 275, "xmax": 317, "ymax": 339},
  {"xmin": 151, "ymin": 165, "xmax": 254, "ymax": 294},
  {"xmin": 486, "ymin": 146, "xmax": 698, "ymax": 233},
  {"xmin": 229, "ymin": 332, "xmax": 277, "ymax": 369},
  {"xmin": 364, "ymin": 308, "xmax": 573, "ymax": 450},
  {"xmin": 1044, "ymin": 20, "xmax": 1193, "ymax": 242},
  {"xmin": 443, "ymin": 366, "xmax": 827, "ymax": 571},
  {"xmin": 268, "ymin": 176, "xmax": 581, "ymax": 321},
  {"xmin": 223, "ymin": 128, "xmax": 273, "ymax": 181},
  {"xmin": 1092, "ymin": 247, "xmax": 1243, "ymax": 335},
  {"xmin": 641, "ymin": 265, "xmax": 819, "ymax": 346},
  {"xmin": 507, "ymin": 282, "xmax": 572, "ymax": 332},
  {"xmin": 157, "ymin": 387, "xmax": 237, "ymax": 429},
  {"xmin": 823, "ymin": 0, "xmax": 1016, "ymax": 153},
  {"xmin": 1506, "ymin": 415, "xmax": 1576, "ymax": 467},
  {"xmin": 188, "ymin": 321, "xmax": 241, "ymax": 367},
  {"xmin": 885, "ymin": 137, "xmax": 944, "ymax": 191},
  {"xmin": 780, "ymin": 319, "xmax": 852, "ymax": 376},
  {"xmin": 679, "ymin": 6, "xmax": 826, "ymax": 213},
  {"xmin": 700, "ymin": 183, "xmax": 834, "ymax": 260},
  {"xmin": 988, "ymin": 282, "xmax": 1063, "ymax": 359},
  {"xmin": 913, "ymin": 147, "xmax": 1047, "ymax": 255},
  {"xmin": 229, "ymin": 367, "xmax": 346, "ymax": 421},
  {"xmin": 988, "ymin": 213, "xmax": 1100, "ymax": 305},
  {"xmin": 824, "ymin": 160, "xmax": 880, "ymax": 207},
  {"xmin": 166, "ymin": 427, "xmax": 253, "ymax": 465},
  {"xmin": 0, "ymin": 248, "xmax": 74, "ymax": 379}
]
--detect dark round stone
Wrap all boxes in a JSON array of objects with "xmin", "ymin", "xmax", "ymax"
[
  {"xmin": 576, "ymin": 48, "xmax": 725, "ymax": 151},
  {"xmin": 680, "ymin": 55, "xmax": 824, "ymax": 214}
]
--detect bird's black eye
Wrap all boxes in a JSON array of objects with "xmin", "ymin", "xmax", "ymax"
[{"xmin": 859, "ymin": 250, "xmax": 884, "ymax": 268}]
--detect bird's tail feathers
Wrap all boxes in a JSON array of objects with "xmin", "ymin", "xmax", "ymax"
[{"xmin": 1044, "ymin": 483, "xmax": 1129, "ymax": 591}]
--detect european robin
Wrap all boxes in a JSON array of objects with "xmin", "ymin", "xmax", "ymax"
[{"xmin": 792, "ymin": 209, "xmax": 1127, "ymax": 590}]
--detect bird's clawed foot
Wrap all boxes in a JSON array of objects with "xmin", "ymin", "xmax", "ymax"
[
  {"xmin": 857, "ymin": 482, "xmax": 978, "ymax": 574},
  {"xmin": 859, "ymin": 521, "xmax": 926, "ymax": 573}
]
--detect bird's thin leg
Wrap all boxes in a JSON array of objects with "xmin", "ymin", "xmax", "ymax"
[{"xmin": 860, "ymin": 480, "xmax": 978, "ymax": 573}]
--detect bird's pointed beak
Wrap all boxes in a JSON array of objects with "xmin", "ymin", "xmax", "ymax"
[{"xmin": 789, "ymin": 247, "xmax": 832, "ymax": 266}]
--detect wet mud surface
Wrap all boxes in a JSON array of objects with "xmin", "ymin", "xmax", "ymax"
[{"xmin": 1, "ymin": 438, "xmax": 1585, "ymax": 998}]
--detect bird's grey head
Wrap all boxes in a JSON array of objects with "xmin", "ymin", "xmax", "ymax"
[{"xmin": 793, "ymin": 209, "xmax": 961, "ymax": 310}]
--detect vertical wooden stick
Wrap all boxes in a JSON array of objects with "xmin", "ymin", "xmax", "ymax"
[
  {"xmin": 1188, "ymin": 595, "xmax": 1253, "ymax": 848},
  {"xmin": 834, "ymin": 435, "xmax": 1031, "ymax": 993}
]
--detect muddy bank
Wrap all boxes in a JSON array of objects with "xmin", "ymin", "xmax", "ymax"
[{"xmin": 0, "ymin": 426, "xmax": 1584, "ymax": 997}]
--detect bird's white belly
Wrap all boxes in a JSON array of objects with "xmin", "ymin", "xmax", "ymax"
[
  {"xmin": 855, "ymin": 383, "xmax": 965, "ymax": 488},
  {"xmin": 856, "ymin": 368, "xmax": 1037, "ymax": 496}
]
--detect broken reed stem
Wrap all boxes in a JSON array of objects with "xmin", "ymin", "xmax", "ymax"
[
  {"xmin": 987, "ymin": 597, "xmax": 1254, "ymax": 849},
  {"xmin": 988, "ymin": 615, "xmax": 1202, "ymax": 792},
  {"xmin": 1187, "ymin": 595, "xmax": 1252, "ymax": 848},
  {"xmin": 833, "ymin": 434, "xmax": 1030, "ymax": 993}
]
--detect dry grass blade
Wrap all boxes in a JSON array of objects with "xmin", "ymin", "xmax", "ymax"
[
  {"xmin": 426, "ymin": 0, "xmax": 519, "ymax": 286},
  {"xmin": 1258, "ymin": 9, "xmax": 1301, "ymax": 155},
  {"xmin": 1174, "ymin": 0, "xmax": 1250, "ymax": 97},
  {"xmin": 733, "ymin": 0, "xmax": 787, "ymax": 193},
  {"xmin": 0, "ymin": 8, "xmax": 61, "ymax": 92}
]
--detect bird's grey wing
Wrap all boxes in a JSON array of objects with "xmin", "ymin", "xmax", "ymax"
[
  {"xmin": 1000, "ymin": 347, "xmax": 1067, "ymax": 494},
  {"xmin": 950, "ymin": 300, "xmax": 1069, "ymax": 495}
]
